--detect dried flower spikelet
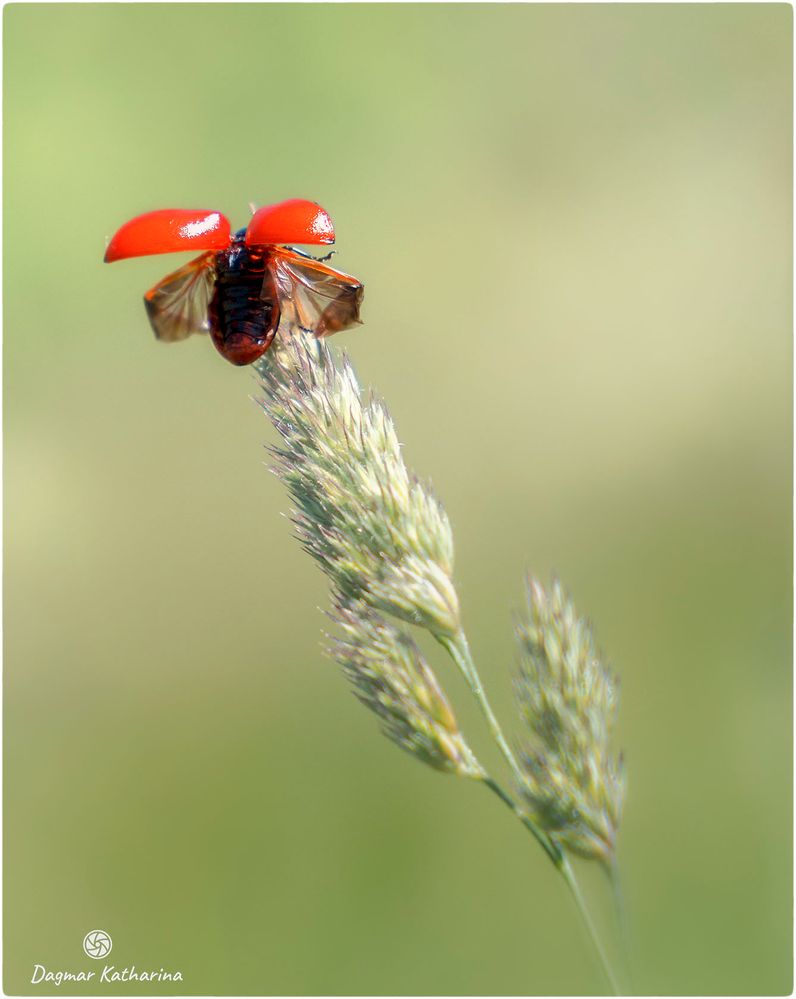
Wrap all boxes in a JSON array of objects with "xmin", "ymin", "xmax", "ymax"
[
  {"xmin": 329, "ymin": 598, "xmax": 483, "ymax": 777},
  {"xmin": 514, "ymin": 577, "xmax": 625, "ymax": 863},
  {"xmin": 256, "ymin": 334, "xmax": 460, "ymax": 639}
]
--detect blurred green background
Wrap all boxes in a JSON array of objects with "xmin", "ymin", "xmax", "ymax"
[{"xmin": 4, "ymin": 4, "xmax": 792, "ymax": 995}]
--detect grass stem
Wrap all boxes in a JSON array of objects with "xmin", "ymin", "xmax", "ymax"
[
  {"xmin": 482, "ymin": 776, "xmax": 620, "ymax": 992},
  {"xmin": 481, "ymin": 775, "xmax": 561, "ymax": 864},
  {"xmin": 560, "ymin": 857, "xmax": 622, "ymax": 995},
  {"xmin": 440, "ymin": 632, "xmax": 522, "ymax": 778},
  {"xmin": 605, "ymin": 857, "xmax": 632, "ymax": 991},
  {"xmin": 441, "ymin": 632, "xmax": 562, "ymax": 855},
  {"xmin": 460, "ymin": 676, "xmax": 620, "ymax": 994}
]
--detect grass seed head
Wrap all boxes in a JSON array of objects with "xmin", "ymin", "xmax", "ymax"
[
  {"xmin": 329, "ymin": 598, "xmax": 482, "ymax": 777},
  {"xmin": 514, "ymin": 576, "xmax": 625, "ymax": 863},
  {"xmin": 256, "ymin": 334, "xmax": 460, "ymax": 639}
]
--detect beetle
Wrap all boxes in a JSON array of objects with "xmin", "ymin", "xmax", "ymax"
[{"xmin": 104, "ymin": 199, "xmax": 364, "ymax": 365}]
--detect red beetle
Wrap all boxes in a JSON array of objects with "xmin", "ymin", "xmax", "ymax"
[{"xmin": 104, "ymin": 199, "xmax": 364, "ymax": 365}]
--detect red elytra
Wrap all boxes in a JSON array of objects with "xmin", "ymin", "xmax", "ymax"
[
  {"xmin": 104, "ymin": 199, "xmax": 363, "ymax": 366},
  {"xmin": 246, "ymin": 199, "xmax": 334, "ymax": 248},
  {"xmin": 104, "ymin": 209, "xmax": 231, "ymax": 263}
]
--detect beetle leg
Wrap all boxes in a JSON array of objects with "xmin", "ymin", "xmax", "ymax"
[{"xmin": 283, "ymin": 245, "xmax": 337, "ymax": 263}]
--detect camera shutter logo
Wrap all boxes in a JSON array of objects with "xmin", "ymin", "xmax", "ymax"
[{"xmin": 83, "ymin": 930, "xmax": 112, "ymax": 960}]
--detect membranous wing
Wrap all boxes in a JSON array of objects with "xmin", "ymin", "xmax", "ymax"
[
  {"xmin": 269, "ymin": 247, "xmax": 363, "ymax": 338},
  {"xmin": 143, "ymin": 251, "xmax": 218, "ymax": 342}
]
